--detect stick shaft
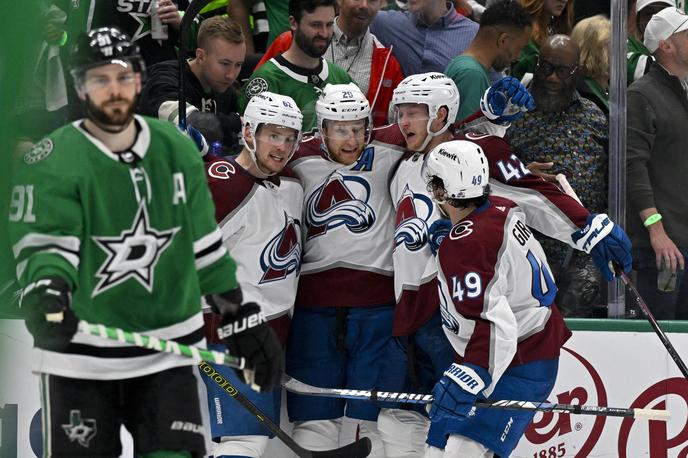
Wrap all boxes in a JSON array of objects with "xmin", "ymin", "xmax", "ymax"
[
  {"xmin": 282, "ymin": 377, "xmax": 669, "ymax": 421},
  {"xmin": 199, "ymin": 361, "xmax": 312, "ymax": 457},
  {"xmin": 77, "ymin": 320, "xmax": 245, "ymax": 369},
  {"xmin": 620, "ymin": 273, "xmax": 688, "ymax": 378}
]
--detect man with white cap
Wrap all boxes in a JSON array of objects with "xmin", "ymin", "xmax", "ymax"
[
  {"xmin": 627, "ymin": 6, "xmax": 688, "ymax": 320},
  {"xmin": 628, "ymin": 0, "xmax": 676, "ymax": 83}
]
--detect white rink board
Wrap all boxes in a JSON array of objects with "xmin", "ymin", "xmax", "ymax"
[{"xmin": 3, "ymin": 320, "xmax": 688, "ymax": 457}]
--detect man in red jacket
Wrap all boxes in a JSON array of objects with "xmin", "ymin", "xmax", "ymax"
[{"xmin": 255, "ymin": 0, "xmax": 404, "ymax": 126}]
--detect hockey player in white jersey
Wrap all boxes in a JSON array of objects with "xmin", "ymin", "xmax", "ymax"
[
  {"xmin": 380, "ymin": 73, "xmax": 633, "ymax": 456},
  {"xmin": 422, "ymin": 140, "xmax": 569, "ymax": 457},
  {"xmin": 284, "ymin": 83, "xmax": 407, "ymax": 456},
  {"xmin": 202, "ymin": 92, "xmax": 304, "ymax": 458}
]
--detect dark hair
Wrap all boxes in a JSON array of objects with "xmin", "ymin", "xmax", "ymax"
[
  {"xmin": 480, "ymin": 0, "xmax": 533, "ymax": 29},
  {"xmin": 289, "ymin": 0, "xmax": 335, "ymax": 23}
]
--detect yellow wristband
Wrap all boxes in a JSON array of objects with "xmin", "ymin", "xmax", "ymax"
[{"xmin": 643, "ymin": 213, "xmax": 662, "ymax": 227}]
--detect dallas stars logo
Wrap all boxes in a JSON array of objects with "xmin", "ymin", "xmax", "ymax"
[
  {"xmin": 62, "ymin": 410, "xmax": 97, "ymax": 448},
  {"xmin": 92, "ymin": 203, "xmax": 179, "ymax": 296}
]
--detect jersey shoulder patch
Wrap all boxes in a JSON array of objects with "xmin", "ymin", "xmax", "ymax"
[
  {"xmin": 245, "ymin": 77, "xmax": 269, "ymax": 99},
  {"xmin": 23, "ymin": 138, "xmax": 54, "ymax": 165}
]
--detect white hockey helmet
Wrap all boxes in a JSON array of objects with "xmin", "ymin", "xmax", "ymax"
[
  {"xmin": 391, "ymin": 72, "xmax": 460, "ymax": 151},
  {"xmin": 243, "ymin": 92, "xmax": 303, "ymax": 174},
  {"xmin": 315, "ymin": 83, "xmax": 372, "ymax": 154},
  {"xmin": 421, "ymin": 140, "xmax": 490, "ymax": 204}
]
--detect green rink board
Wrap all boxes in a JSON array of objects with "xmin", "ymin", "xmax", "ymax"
[{"xmin": 566, "ymin": 318, "xmax": 688, "ymax": 333}]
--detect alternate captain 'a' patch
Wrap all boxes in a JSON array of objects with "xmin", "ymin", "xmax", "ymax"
[{"xmin": 92, "ymin": 203, "xmax": 180, "ymax": 296}]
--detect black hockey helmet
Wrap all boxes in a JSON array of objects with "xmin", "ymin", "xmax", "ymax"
[{"xmin": 69, "ymin": 27, "xmax": 145, "ymax": 85}]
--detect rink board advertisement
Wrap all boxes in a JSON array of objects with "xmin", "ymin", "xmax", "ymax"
[{"xmin": 2, "ymin": 319, "xmax": 688, "ymax": 457}]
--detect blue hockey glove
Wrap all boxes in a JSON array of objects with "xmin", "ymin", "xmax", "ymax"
[
  {"xmin": 429, "ymin": 363, "xmax": 491, "ymax": 423},
  {"xmin": 571, "ymin": 213, "xmax": 633, "ymax": 281},
  {"xmin": 428, "ymin": 218, "xmax": 452, "ymax": 255},
  {"xmin": 186, "ymin": 124, "xmax": 209, "ymax": 157},
  {"xmin": 21, "ymin": 277, "xmax": 78, "ymax": 352},
  {"xmin": 480, "ymin": 76, "xmax": 534, "ymax": 124}
]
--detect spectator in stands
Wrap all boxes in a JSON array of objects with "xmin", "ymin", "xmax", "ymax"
[
  {"xmin": 370, "ymin": 0, "xmax": 479, "ymax": 76},
  {"xmin": 509, "ymin": 35, "xmax": 609, "ymax": 318},
  {"xmin": 255, "ymin": 0, "xmax": 404, "ymax": 126},
  {"xmin": 511, "ymin": 0, "xmax": 574, "ymax": 80},
  {"xmin": 63, "ymin": 0, "xmax": 186, "ymax": 68},
  {"xmin": 627, "ymin": 7, "xmax": 687, "ymax": 319},
  {"xmin": 571, "ymin": 14, "xmax": 610, "ymax": 115},
  {"xmin": 231, "ymin": 0, "xmax": 291, "ymax": 51},
  {"xmin": 240, "ymin": 0, "xmax": 352, "ymax": 133},
  {"xmin": 628, "ymin": 0, "xmax": 676, "ymax": 84},
  {"xmin": 445, "ymin": 0, "xmax": 532, "ymax": 121},
  {"xmin": 138, "ymin": 16, "xmax": 245, "ymax": 153}
]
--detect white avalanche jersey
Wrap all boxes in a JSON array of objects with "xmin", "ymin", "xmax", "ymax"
[
  {"xmin": 388, "ymin": 130, "xmax": 591, "ymax": 337},
  {"xmin": 205, "ymin": 157, "xmax": 304, "ymax": 319},
  {"xmin": 436, "ymin": 196, "xmax": 571, "ymax": 395},
  {"xmin": 390, "ymin": 151, "xmax": 445, "ymax": 335},
  {"xmin": 289, "ymin": 126, "xmax": 406, "ymax": 308}
]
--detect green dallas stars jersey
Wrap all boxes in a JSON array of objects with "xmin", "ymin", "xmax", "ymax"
[
  {"xmin": 10, "ymin": 115, "xmax": 238, "ymax": 380},
  {"xmin": 239, "ymin": 56, "xmax": 353, "ymax": 133}
]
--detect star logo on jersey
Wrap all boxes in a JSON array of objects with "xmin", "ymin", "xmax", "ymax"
[
  {"xmin": 393, "ymin": 184, "xmax": 434, "ymax": 252},
  {"xmin": 259, "ymin": 214, "xmax": 302, "ymax": 283},
  {"xmin": 62, "ymin": 410, "xmax": 97, "ymax": 448},
  {"xmin": 92, "ymin": 203, "xmax": 180, "ymax": 296},
  {"xmin": 305, "ymin": 172, "xmax": 375, "ymax": 240}
]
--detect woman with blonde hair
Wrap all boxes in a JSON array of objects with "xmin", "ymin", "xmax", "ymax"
[
  {"xmin": 572, "ymin": 14, "xmax": 610, "ymax": 115},
  {"xmin": 511, "ymin": 0, "xmax": 575, "ymax": 79}
]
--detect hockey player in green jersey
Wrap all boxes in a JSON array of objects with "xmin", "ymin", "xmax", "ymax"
[{"xmin": 10, "ymin": 27, "xmax": 282, "ymax": 458}]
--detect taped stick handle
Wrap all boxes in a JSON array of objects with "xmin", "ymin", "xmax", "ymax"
[
  {"xmin": 634, "ymin": 407, "xmax": 672, "ymax": 421},
  {"xmin": 77, "ymin": 320, "xmax": 245, "ymax": 369}
]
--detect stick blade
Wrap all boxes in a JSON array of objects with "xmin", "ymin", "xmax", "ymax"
[{"xmin": 310, "ymin": 437, "xmax": 372, "ymax": 458}]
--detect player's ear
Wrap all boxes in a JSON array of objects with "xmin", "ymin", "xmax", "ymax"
[{"xmin": 289, "ymin": 16, "xmax": 298, "ymax": 32}]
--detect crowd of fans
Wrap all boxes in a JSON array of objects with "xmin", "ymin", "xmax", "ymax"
[{"xmin": 19, "ymin": 0, "xmax": 686, "ymax": 321}]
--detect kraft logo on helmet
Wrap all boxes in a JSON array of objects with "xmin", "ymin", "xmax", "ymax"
[{"xmin": 437, "ymin": 148, "xmax": 458, "ymax": 162}]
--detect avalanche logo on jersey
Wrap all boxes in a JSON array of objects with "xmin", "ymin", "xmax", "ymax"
[
  {"xmin": 260, "ymin": 214, "xmax": 302, "ymax": 284},
  {"xmin": 305, "ymin": 171, "xmax": 375, "ymax": 240},
  {"xmin": 92, "ymin": 203, "xmax": 179, "ymax": 296},
  {"xmin": 394, "ymin": 185, "xmax": 434, "ymax": 251}
]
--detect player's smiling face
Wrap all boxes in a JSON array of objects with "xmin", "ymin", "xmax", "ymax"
[
  {"xmin": 322, "ymin": 119, "xmax": 367, "ymax": 165},
  {"xmin": 254, "ymin": 124, "xmax": 300, "ymax": 174},
  {"xmin": 292, "ymin": 6, "xmax": 335, "ymax": 58},
  {"xmin": 82, "ymin": 63, "xmax": 140, "ymax": 127},
  {"xmin": 396, "ymin": 103, "xmax": 430, "ymax": 152}
]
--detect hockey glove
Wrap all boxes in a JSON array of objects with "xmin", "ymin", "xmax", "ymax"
[
  {"xmin": 209, "ymin": 289, "xmax": 282, "ymax": 393},
  {"xmin": 572, "ymin": 213, "xmax": 633, "ymax": 281},
  {"xmin": 21, "ymin": 277, "xmax": 78, "ymax": 352},
  {"xmin": 480, "ymin": 76, "xmax": 534, "ymax": 124},
  {"xmin": 429, "ymin": 363, "xmax": 491, "ymax": 423},
  {"xmin": 428, "ymin": 218, "xmax": 452, "ymax": 255}
]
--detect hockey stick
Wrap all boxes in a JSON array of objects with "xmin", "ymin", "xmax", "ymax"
[
  {"xmin": 201, "ymin": 361, "xmax": 372, "ymax": 458},
  {"xmin": 77, "ymin": 320, "xmax": 245, "ymax": 368},
  {"xmin": 282, "ymin": 376, "xmax": 670, "ymax": 421},
  {"xmin": 178, "ymin": 0, "xmax": 214, "ymax": 129},
  {"xmin": 554, "ymin": 177, "xmax": 688, "ymax": 379},
  {"xmin": 77, "ymin": 321, "xmax": 372, "ymax": 458},
  {"xmin": 617, "ymin": 271, "xmax": 688, "ymax": 379}
]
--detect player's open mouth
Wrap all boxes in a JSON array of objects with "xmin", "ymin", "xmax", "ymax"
[{"xmin": 269, "ymin": 154, "xmax": 285, "ymax": 162}]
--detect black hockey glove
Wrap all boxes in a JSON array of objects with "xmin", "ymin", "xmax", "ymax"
[
  {"xmin": 207, "ymin": 290, "xmax": 282, "ymax": 392},
  {"xmin": 21, "ymin": 277, "xmax": 78, "ymax": 352}
]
